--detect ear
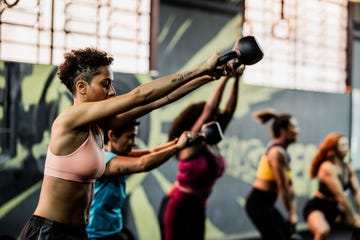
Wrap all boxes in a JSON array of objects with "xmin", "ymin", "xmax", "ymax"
[
  {"xmin": 75, "ymin": 79, "xmax": 88, "ymax": 95},
  {"xmin": 108, "ymin": 130, "xmax": 117, "ymax": 142}
]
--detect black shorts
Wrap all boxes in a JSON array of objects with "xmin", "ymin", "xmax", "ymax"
[
  {"xmin": 303, "ymin": 197, "xmax": 341, "ymax": 225},
  {"xmin": 19, "ymin": 215, "xmax": 88, "ymax": 240}
]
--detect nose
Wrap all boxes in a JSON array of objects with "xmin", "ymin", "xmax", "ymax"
[
  {"xmin": 294, "ymin": 126, "xmax": 300, "ymax": 134},
  {"xmin": 109, "ymin": 85, "xmax": 116, "ymax": 96}
]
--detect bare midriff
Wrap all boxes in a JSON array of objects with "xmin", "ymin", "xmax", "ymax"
[
  {"xmin": 168, "ymin": 181, "xmax": 212, "ymax": 198},
  {"xmin": 34, "ymin": 175, "xmax": 92, "ymax": 226}
]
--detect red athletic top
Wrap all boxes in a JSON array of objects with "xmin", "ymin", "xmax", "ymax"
[
  {"xmin": 44, "ymin": 127, "xmax": 105, "ymax": 183},
  {"xmin": 176, "ymin": 146, "xmax": 225, "ymax": 190}
]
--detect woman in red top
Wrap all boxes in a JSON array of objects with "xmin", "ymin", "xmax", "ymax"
[{"xmin": 158, "ymin": 66, "xmax": 245, "ymax": 240}]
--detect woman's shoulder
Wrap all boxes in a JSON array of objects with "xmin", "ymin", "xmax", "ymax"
[
  {"xmin": 267, "ymin": 144, "xmax": 286, "ymax": 157},
  {"xmin": 318, "ymin": 161, "xmax": 337, "ymax": 175}
]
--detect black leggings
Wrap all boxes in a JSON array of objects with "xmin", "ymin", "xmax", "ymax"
[{"xmin": 245, "ymin": 188, "xmax": 290, "ymax": 240}]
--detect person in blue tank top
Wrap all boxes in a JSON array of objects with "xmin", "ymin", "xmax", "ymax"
[
  {"xmin": 303, "ymin": 132, "xmax": 360, "ymax": 240},
  {"xmin": 87, "ymin": 120, "xmax": 196, "ymax": 240}
]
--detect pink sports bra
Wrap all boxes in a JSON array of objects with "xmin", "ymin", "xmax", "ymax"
[{"xmin": 44, "ymin": 127, "xmax": 105, "ymax": 183}]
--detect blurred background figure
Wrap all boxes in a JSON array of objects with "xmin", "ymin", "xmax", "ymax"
[
  {"xmin": 245, "ymin": 109, "xmax": 301, "ymax": 240},
  {"xmin": 303, "ymin": 133, "xmax": 360, "ymax": 240},
  {"xmin": 158, "ymin": 66, "xmax": 245, "ymax": 240},
  {"xmin": 87, "ymin": 119, "xmax": 195, "ymax": 240}
]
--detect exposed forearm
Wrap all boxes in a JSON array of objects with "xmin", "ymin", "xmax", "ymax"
[
  {"xmin": 206, "ymin": 76, "xmax": 228, "ymax": 110},
  {"xmin": 108, "ymin": 76, "xmax": 214, "ymax": 129},
  {"xmin": 354, "ymin": 191, "xmax": 360, "ymax": 210},
  {"xmin": 219, "ymin": 77, "xmax": 239, "ymax": 130},
  {"xmin": 126, "ymin": 140, "xmax": 178, "ymax": 158},
  {"xmin": 166, "ymin": 75, "xmax": 215, "ymax": 103},
  {"xmin": 139, "ymin": 144, "xmax": 180, "ymax": 172},
  {"xmin": 150, "ymin": 139, "xmax": 177, "ymax": 152},
  {"xmin": 349, "ymin": 166, "xmax": 360, "ymax": 210},
  {"xmin": 337, "ymin": 194, "xmax": 358, "ymax": 221},
  {"xmin": 276, "ymin": 171, "xmax": 297, "ymax": 222},
  {"xmin": 280, "ymin": 187, "xmax": 297, "ymax": 218},
  {"xmin": 224, "ymin": 77, "xmax": 239, "ymax": 116},
  {"xmin": 128, "ymin": 149, "xmax": 151, "ymax": 157},
  {"xmin": 134, "ymin": 66, "xmax": 209, "ymax": 105}
]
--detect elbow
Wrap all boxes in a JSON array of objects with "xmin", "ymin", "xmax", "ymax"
[{"xmin": 137, "ymin": 159, "xmax": 152, "ymax": 172}]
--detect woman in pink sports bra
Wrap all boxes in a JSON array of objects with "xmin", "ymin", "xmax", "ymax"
[
  {"xmin": 158, "ymin": 65, "xmax": 245, "ymax": 240},
  {"xmin": 19, "ymin": 47, "xmax": 241, "ymax": 240}
]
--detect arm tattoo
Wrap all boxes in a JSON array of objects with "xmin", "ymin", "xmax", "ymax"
[{"xmin": 171, "ymin": 71, "xmax": 193, "ymax": 83}]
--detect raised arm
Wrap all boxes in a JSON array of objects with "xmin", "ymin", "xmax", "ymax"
[
  {"xmin": 190, "ymin": 65, "xmax": 244, "ymax": 133},
  {"xmin": 129, "ymin": 139, "xmax": 179, "ymax": 157},
  {"xmin": 61, "ymin": 53, "xmax": 225, "ymax": 131},
  {"xmin": 176, "ymin": 73, "xmax": 237, "ymax": 160},
  {"xmin": 269, "ymin": 147, "xmax": 298, "ymax": 226},
  {"xmin": 107, "ymin": 75, "xmax": 216, "ymax": 129},
  {"xmin": 103, "ymin": 131, "xmax": 192, "ymax": 176},
  {"xmin": 217, "ymin": 71, "xmax": 242, "ymax": 131},
  {"xmin": 190, "ymin": 77, "xmax": 228, "ymax": 133}
]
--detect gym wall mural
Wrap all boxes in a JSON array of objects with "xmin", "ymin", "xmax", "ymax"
[
  {"xmin": 0, "ymin": 63, "xmax": 351, "ymax": 239},
  {"xmin": 0, "ymin": 4, "xmax": 351, "ymax": 240}
]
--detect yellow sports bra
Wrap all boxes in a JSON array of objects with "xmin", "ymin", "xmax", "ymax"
[{"xmin": 256, "ymin": 144, "xmax": 292, "ymax": 181}]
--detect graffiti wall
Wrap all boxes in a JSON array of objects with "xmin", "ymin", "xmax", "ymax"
[{"xmin": 0, "ymin": 2, "xmax": 352, "ymax": 240}]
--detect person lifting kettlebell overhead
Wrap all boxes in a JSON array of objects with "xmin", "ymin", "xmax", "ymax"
[
  {"xmin": 19, "ymin": 34, "xmax": 262, "ymax": 239},
  {"xmin": 158, "ymin": 36, "xmax": 264, "ymax": 240}
]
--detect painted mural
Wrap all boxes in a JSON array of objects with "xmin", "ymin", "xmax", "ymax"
[
  {"xmin": 0, "ymin": 63, "xmax": 351, "ymax": 239},
  {"xmin": 0, "ymin": 3, "xmax": 352, "ymax": 240}
]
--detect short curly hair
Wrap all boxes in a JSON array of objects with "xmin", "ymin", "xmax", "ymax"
[{"xmin": 57, "ymin": 47, "xmax": 114, "ymax": 94}]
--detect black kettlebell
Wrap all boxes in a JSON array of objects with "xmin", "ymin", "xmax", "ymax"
[
  {"xmin": 186, "ymin": 121, "xmax": 224, "ymax": 145},
  {"xmin": 200, "ymin": 121, "xmax": 224, "ymax": 145},
  {"xmin": 216, "ymin": 36, "xmax": 264, "ymax": 67}
]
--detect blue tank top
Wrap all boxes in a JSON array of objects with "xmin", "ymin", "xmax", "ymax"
[{"xmin": 87, "ymin": 151, "xmax": 127, "ymax": 238}]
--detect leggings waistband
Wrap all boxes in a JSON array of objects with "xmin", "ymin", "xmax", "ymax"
[{"xmin": 30, "ymin": 215, "xmax": 86, "ymax": 230}]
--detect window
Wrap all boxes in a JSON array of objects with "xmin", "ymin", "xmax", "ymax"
[
  {"xmin": 243, "ymin": 0, "xmax": 349, "ymax": 93},
  {"xmin": 0, "ymin": 0, "xmax": 156, "ymax": 74}
]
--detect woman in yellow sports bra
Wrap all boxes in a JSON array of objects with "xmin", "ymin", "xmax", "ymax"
[
  {"xmin": 19, "ymin": 47, "xmax": 239, "ymax": 239},
  {"xmin": 245, "ymin": 108, "xmax": 300, "ymax": 240}
]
